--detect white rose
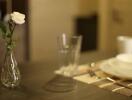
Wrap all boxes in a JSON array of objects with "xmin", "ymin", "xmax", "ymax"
[{"xmin": 11, "ymin": 12, "xmax": 25, "ymax": 24}]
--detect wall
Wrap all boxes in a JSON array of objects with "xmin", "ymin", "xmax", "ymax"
[
  {"xmin": 28, "ymin": 0, "xmax": 98, "ymax": 62},
  {"xmin": 28, "ymin": 0, "xmax": 132, "ymax": 63},
  {"xmin": 98, "ymin": 0, "xmax": 112, "ymax": 52},
  {"xmin": 28, "ymin": 0, "xmax": 78, "ymax": 62},
  {"xmin": 98, "ymin": 0, "xmax": 132, "ymax": 53},
  {"xmin": 78, "ymin": 0, "xmax": 98, "ymax": 16}
]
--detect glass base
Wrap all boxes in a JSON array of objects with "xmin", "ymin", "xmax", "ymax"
[{"xmin": 43, "ymin": 75, "xmax": 77, "ymax": 92}]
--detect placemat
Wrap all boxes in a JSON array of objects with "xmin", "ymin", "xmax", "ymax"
[{"xmin": 74, "ymin": 63, "xmax": 132, "ymax": 97}]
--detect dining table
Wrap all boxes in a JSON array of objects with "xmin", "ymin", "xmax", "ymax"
[{"xmin": 0, "ymin": 51, "xmax": 132, "ymax": 100}]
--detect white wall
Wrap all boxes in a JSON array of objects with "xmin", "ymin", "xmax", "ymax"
[
  {"xmin": 28, "ymin": 0, "xmax": 100, "ymax": 62},
  {"xmin": 28, "ymin": 0, "xmax": 78, "ymax": 62},
  {"xmin": 78, "ymin": 0, "xmax": 98, "ymax": 16},
  {"xmin": 98, "ymin": 0, "xmax": 112, "ymax": 52},
  {"xmin": 98, "ymin": 0, "xmax": 132, "ymax": 53}
]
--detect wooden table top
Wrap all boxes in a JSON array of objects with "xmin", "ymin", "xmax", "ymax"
[{"xmin": 0, "ymin": 61, "xmax": 131, "ymax": 100}]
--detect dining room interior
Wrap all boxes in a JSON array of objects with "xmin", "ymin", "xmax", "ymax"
[
  {"xmin": 1, "ymin": 0, "xmax": 132, "ymax": 64},
  {"xmin": 1, "ymin": 0, "xmax": 132, "ymax": 99}
]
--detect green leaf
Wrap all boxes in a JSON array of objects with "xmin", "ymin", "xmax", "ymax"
[
  {"xmin": 6, "ymin": 32, "xmax": 11, "ymax": 37},
  {"xmin": 0, "ymin": 21, "xmax": 7, "ymax": 33},
  {"xmin": 6, "ymin": 41, "xmax": 16, "ymax": 51}
]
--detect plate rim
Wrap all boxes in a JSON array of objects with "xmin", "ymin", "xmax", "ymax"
[{"xmin": 99, "ymin": 59, "xmax": 132, "ymax": 80}]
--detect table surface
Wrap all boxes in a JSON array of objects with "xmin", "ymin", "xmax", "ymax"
[{"xmin": 0, "ymin": 60, "xmax": 131, "ymax": 100}]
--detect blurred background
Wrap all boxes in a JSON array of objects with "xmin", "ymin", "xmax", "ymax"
[{"xmin": 0, "ymin": 0, "xmax": 132, "ymax": 64}]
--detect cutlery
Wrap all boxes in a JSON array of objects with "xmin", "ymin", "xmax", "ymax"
[
  {"xmin": 87, "ymin": 64, "xmax": 132, "ymax": 90},
  {"xmin": 106, "ymin": 77, "xmax": 132, "ymax": 90},
  {"xmin": 85, "ymin": 62, "xmax": 132, "ymax": 90}
]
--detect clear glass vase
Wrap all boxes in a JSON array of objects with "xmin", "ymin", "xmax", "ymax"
[{"xmin": 1, "ymin": 50, "xmax": 21, "ymax": 88}]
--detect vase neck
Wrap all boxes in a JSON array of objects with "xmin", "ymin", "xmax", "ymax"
[
  {"xmin": 5, "ymin": 49, "xmax": 14, "ymax": 59},
  {"xmin": 6, "ymin": 48, "xmax": 14, "ymax": 53}
]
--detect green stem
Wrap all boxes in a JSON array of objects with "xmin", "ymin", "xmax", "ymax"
[
  {"xmin": 6, "ymin": 22, "xmax": 16, "ymax": 51},
  {"xmin": 10, "ymin": 24, "xmax": 16, "ymax": 36}
]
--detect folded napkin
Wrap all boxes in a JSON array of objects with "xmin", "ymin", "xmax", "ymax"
[{"xmin": 54, "ymin": 64, "xmax": 89, "ymax": 77}]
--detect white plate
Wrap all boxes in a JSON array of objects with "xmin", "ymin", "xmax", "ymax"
[
  {"xmin": 108, "ymin": 58, "xmax": 132, "ymax": 70},
  {"xmin": 100, "ymin": 59, "xmax": 132, "ymax": 80},
  {"xmin": 107, "ymin": 58, "xmax": 132, "ymax": 72},
  {"xmin": 116, "ymin": 53, "xmax": 132, "ymax": 63}
]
